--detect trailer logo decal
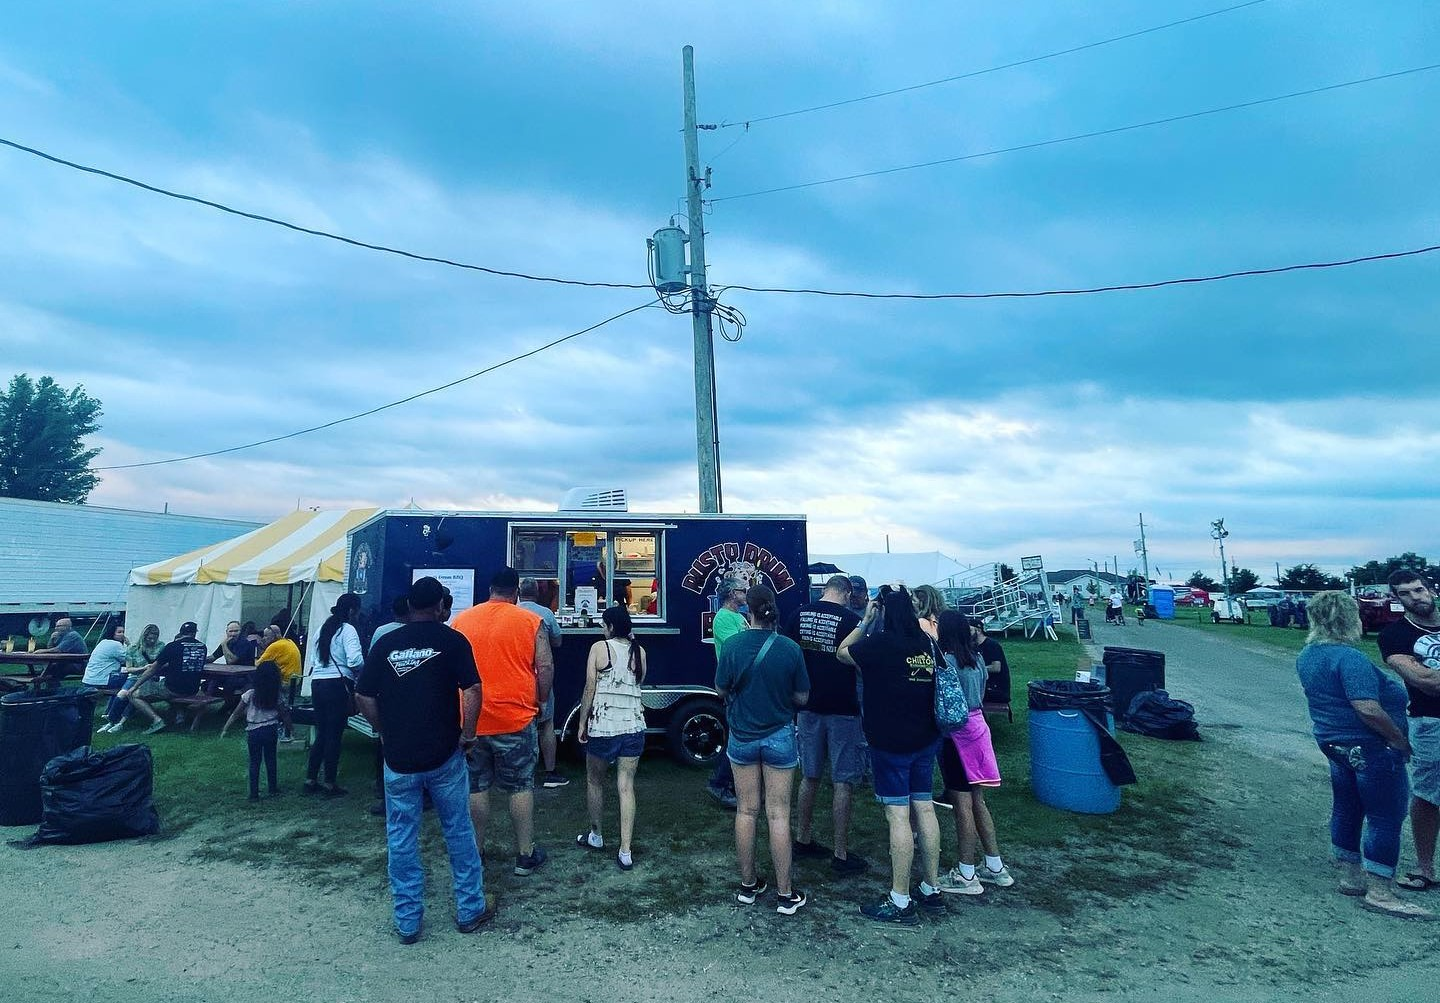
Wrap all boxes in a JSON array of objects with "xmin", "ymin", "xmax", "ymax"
[{"xmin": 681, "ymin": 541, "xmax": 796, "ymax": 596}]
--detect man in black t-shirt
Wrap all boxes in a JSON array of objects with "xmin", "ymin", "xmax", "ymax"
[
  {"xmin": 783, "ymin": 575, "xmax": 866, "ymax": 875},
  {"xmin": 1378, "ymin": 570, "xmax": 1440, "ymax": 889},
  {"xmin": 972, "ymin": 622, "xmax": 1012, "ymax": 708},
  {"xmin": 120, "ymin": 621, "xmax": 209, "ymax": 735},
  {"xmin": 355, "ymin": 576, "xmax": 491, "ymax": 943}
]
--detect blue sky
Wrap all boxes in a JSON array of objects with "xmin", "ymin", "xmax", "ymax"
[{"xmin": 2, "ymin": 1, "xmax": 1436, "ymax": 581}]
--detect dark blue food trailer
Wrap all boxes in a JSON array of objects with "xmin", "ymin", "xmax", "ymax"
[{"xmin": 344, "ymin": 509, "xmax": 807, "ymax": 766}]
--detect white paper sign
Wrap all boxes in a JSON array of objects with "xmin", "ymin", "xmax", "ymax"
[
  {"xmin": 414, "ymin": 568, "xmax": 475, "ymax": 622},
  {"xmin": 574, "ymin": 586, "xmax": 599, "ymax": 616}
]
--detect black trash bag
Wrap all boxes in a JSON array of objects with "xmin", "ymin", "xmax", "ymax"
[
  {"xmin": 29, "ymin": 744, "xmax": 160, "ymax": 845},
  {"xmin": 1027, "ymin": 680, "xmax": 1138, "ymax": 787},
  {"xmin": 1121, "ymin": 689, "xmax": 1202, "ymax": 741}
]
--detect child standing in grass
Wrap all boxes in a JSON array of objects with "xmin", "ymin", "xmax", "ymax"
[{"xmin": 221, "ymin": 660, "xmax": 282, "ymax": 801}]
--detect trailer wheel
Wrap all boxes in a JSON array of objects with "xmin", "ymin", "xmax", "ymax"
[{"xmin": 666, "ymin": 698, "xmax": 726, "ymax": 767}]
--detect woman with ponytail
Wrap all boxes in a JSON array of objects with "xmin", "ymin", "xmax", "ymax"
[
  {"xmin": 576, "ymin": 605, "xmax": 648, "ymax": 871},
  {"xmin": 715, "ymin": 583, "xmax": 811, "ymax": 916},
  {"xmin": 305, "ymin": 592, "xmax": 364, "ymax": 796}
]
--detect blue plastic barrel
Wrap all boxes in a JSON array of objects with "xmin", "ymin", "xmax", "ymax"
[
  {"xmin": 1028, "ymin": 681, "xmax": 1121, "ymax": 814},
  {"xmin": 1148, "ymin": 586, "xmax": 1175, "ymax": 619}
]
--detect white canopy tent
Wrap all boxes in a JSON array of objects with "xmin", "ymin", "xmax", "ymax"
[
  {"xmin": 809, "ymin": 551, "xmax": 986, "ymax": 590},
  {"xmin": 125, "ymin": 508, "xmax": 380, "ymax": 658}
]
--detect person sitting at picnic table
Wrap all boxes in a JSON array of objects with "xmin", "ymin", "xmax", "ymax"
[
  {"xmin": 37, "ymin": 616, "xmax": 87, "ymax": 655},
  {"xmin": 259, "ymin": 623, "xmax": 303, "ymax": 741},
  {"xmin": 114, "ymin": 621, "xmax": 209, "ymax": 736},
  {"xmin": 101, "ymin": 624, "xmax": 164, "ymax": 732},
  {"xmin": 82, "ymin": 621, "xmax": 127, "ymax": 689},
  {"xmin": 211, "ymin": 620, "xmax": 258, "ymax": 665}
]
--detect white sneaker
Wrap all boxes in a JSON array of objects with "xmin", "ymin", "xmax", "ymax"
[
  {"xmin": 95, "ymin": 723, "xmax": 112, "ymax": 734},
  {"xmin": 978, "ymin": 864, "xmax": 1014, "ymax": 887},
  {"xmin": 938, "ymin": 865, "xmax": 984, "ymax": 896}
]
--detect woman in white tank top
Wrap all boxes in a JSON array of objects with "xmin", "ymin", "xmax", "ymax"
[{"xmin": 577, "ymin": 606, "xmax": 648, "ymax": 870}]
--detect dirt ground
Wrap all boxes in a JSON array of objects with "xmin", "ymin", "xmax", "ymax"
[{"xmin": 4, "ymin": 621, "xmax": 1439, "ymax": 1002}]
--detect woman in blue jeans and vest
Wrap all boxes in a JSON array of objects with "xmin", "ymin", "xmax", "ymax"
[
  {"xmin": 306, "ymin": 593, "xmax": 364, "ymax": 796},
  {"xmin": 1295, "ymin": 591, "xmax": 1429, "ymax": 918},
  {"xmin": 716, "ymin": 584, "xmax": 810, "ymax": 916}
]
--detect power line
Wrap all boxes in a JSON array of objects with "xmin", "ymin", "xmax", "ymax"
[
  {"xmin": 94, "ymin": 299, "xmax": 659, "ymax": 471},
  {"xmin": 717, "ymin": 243, "xmax": 1440, "ymax": 300},
  {"xmin": 717, "ymin": 0, "xmax": 1274, "ymax": 129},
  {"xmin": 712, "ymin": 63, "xmax": 1440, "ymax": 203},
  {"xmin": 0, "ymin": 137, "xmax": 652, "ymax": 292}
]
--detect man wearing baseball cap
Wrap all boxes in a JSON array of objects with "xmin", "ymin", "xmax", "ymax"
[
  {"xmin": 356, "ymin": 576, "xmax": 490, "ymax": 943},
  {"xmin": 117, "ymin": 621, "xmax": 209, "ymax": 734}
]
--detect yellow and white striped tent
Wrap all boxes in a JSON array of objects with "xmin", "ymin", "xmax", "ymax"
[{"xmin": 125, "ymin": 508, "xmax": 380, "ymax": 651}]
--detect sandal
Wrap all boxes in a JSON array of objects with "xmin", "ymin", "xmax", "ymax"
[
  {"xmin": 1362, "ymin": 895, "xmax": 1434, "ymax": 918},
  {"xmin": 1396, "ymin": 872, "xmax": 1440, "ymax": 892}
]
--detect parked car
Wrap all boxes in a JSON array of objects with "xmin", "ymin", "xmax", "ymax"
[
  {"xmin": 1240, "ymin": 587, "xmax": 1286, "ymax": 610},
  {"xmin": 1356, "ymin": 586, "xmax": 1405, "ymax": 635},
  {"xmin": 1211, "ymin": 596, "xmax": 1246, "ymax": 624},
  {"xmin": 1175, "ymin": 588, "xmax": 1211, "ymax": 607}
]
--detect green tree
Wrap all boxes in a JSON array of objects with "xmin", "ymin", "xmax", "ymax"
[
  {"xmin": 1229, "ymin": 564, "xmax": 1261, "ymax": 593},
  {"xmin": 1279, "ymin": 563, "xmax": 1345, "ymax": 591},
  {"xmin": 995, "ymin": 563, "xmax": 1016, "ymax": 583},
  {"xmin": 0, "ymin": 374, "xmax": 102, "ymax": 503},
  {"xmin": 1347, "ymin": 553, "xmax": 1431, "ymax": 586},
  {"xmin": 1186, "ymin": 570, "xmax": 1220, "ymax": 591}
]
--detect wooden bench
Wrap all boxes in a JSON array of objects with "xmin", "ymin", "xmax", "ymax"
[{"xmin": 982, "ymin": 701, "xmax": 1014, "ymax": 724}]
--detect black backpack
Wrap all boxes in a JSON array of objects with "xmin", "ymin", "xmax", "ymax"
[{"xmin": 1121, "ymin": 688, "xmax": 1201, "ymax": 741}]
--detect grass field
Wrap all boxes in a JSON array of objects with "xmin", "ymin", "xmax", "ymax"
[
  {"xmin": 1163, "ymin": 607, "xmax": 1387, "ymax": 661},
  {"xmin": 84, "ymin": 632, "xmax": 1216, "ymax": 921}
]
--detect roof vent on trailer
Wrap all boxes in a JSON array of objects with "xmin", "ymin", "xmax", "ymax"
[{"xmin": 559, "ymin": 487, "xmax": 629, "ymax": 512}]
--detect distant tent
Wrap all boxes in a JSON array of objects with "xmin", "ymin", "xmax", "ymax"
[
  {"xmin": 125, "ymin": 509, "xmax": 380, "ymax": 662},
  {"xmin": 808, "ymin": 551, "xmax": 979, "ymax": 589}
]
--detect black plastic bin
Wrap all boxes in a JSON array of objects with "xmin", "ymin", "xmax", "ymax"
[
  {"xmin": 1102, "ymin": 646, "xmax": 1166, "ymax": 724},
  {"xmin": 0, "ymin": 688, "xmax": 96, "ymax": 826}
]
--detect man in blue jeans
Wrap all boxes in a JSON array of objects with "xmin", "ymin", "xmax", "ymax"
[{"xmin": 356, "ymin": 576, "xmax": 492, "ymax": 944}]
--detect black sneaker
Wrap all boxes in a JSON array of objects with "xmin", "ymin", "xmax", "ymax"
[
  {"xmin": 736, "ymin": 876, "xmax": 769, "ymax": 904},
  {"xmin": 396, "ymin": 928, "xmax": 421, "ymax": 945},
  {"xmin": 860, "ymin": 897, "xmax": 920, "ymax": 926},
  {"xmin": 514, "ymin": 845, "xmax": 549, "ymax": 876},
  {"xmin": 831, "ymin": 853, "xmax": 868, "ymax": 875},
  {"xmin": 792, "ymin": 839, "xmax": 830, "ymax": 859},
  {"xmin": 456, "ymin": 903, "xmax": 495, "ymax": 933},
  {"xmin": 542, "ymin": 771, "xmax": 570, "ymax": 789},
  {"xmin": 776, "ymin": 889, "xmax": 808, "ymax": 916},
  {"xmin": 917, "ymin": 888, "xmax": 945, "ymax": 915}
]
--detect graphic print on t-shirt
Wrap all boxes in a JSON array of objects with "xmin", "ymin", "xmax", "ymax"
[
  {"xmin": 387, "ymin": 647, "xmax": 442, "ymax": 678},
  {"xmin": 907, "ymin": 650, "xmax": 937, "ymax": 681}
]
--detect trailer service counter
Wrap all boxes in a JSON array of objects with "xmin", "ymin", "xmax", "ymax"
[{"xmin": 345, "ymin": 510, "xmax": 807, "ymax": 765}]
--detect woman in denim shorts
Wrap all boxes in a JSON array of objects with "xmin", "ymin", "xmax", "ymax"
[
  {"xmin": 716, "ymin": 584, "xmax": 811, "ymax": 916},
  {"xmin": 576, "ymin": 606, "xmax": 648, "ymax": 871}
]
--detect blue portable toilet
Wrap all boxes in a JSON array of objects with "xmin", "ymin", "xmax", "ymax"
[{"xmin": 1148, "ymin": 585, "xmax": 1176, "ymax": 619}]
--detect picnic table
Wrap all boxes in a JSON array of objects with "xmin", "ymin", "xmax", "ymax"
[{"xmin": 0, "ymin": 651, "xmax": 90, "ymax": 693}]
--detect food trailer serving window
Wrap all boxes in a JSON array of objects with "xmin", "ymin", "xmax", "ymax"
[{"xmin": 507, "ymin": 523, "xmax": 668, "ymax": 623}]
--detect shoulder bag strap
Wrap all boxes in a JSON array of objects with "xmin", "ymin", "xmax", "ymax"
[{"xmin": 729, "ymin": 632, "xmax": 778, "ymax": 701}]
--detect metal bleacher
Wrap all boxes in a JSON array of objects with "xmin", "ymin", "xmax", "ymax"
[{"xmin": 939, "ymin": 564, "xmax": 1058, "ymax": 639}]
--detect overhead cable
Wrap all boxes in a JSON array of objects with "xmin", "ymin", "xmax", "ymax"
[
  {"xmin": 717, "ymin": 244, "xmax": 1440, "ymax": 300},
  {"xmin": 716, "ymin": 0, "xmax": 1274, "ymax": 129},
  {"xmin": 94, "ymin": 299, "xmax": 660, "ymax": 471},
  {"xmin": 712, "ymin": 63, "xmax": 1440, "ymax": 202},
  {"xmin": 0, "ymin": 137, "xmax": 651, "ymax": 291}
]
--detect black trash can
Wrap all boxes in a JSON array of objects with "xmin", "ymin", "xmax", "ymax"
[
  {"xmin": 1102, "ymin": 646, "xmax": 1166, "ymax": 724},
  {"xmin": 0, "ymin": 688, "xmax": 96, "ymax": 826}
]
